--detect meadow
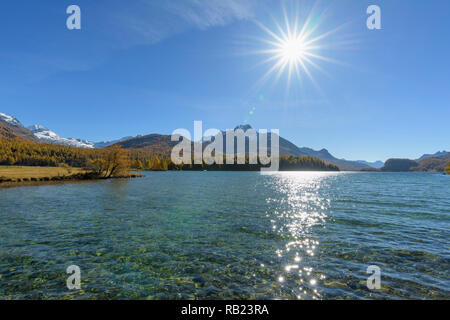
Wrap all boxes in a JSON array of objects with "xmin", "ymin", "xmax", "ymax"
[{"xmin": 0, "ymin": 166, "xmax": 87, "ymax": 185}]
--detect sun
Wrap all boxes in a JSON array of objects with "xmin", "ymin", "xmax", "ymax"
[
  {"xmin": 279, "ymin": 36, "xmax": 306, "ymax": 65},
  {"xmin": 253, "ymin": 4, "xmax": 345, "ymax": 89}
]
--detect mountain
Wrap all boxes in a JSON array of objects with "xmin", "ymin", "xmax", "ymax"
[
  {"xmin": 381, "ymin": 159, "xmax": 418, "ymax": 172},
  {"xmin": 380, "ymin": 153, "xmax": 450, "ymax": 172},
  {"xmin": 219, "ymin": 126, "xmax": 371, "ymax": 170},
  {"xmin": 294, "ymin": 147, "xmax": 371, "ymax": 170},
  {"xmin": 0, "ymin": 112, "xmax": 22, "ymax": 127},
  {"xmin": 3, "ymin": 113, "xmax": 443, "ymax": 171},
  {"xmin": 115, "ymin": 134, "xmax": 179, "ymax": 154},
  {"xmin": 27, "ymin": 124, "xmax": 136, "ymax": 149},
  {"xmin": 0, "ymin": 113, "xmax": 39, "ymax": 141},
  {"xmin": 1, "ymin": 112, "xmax": 143, "ymax": 150},
  {"xmin": 0, "ymin": 112, "xmax": 96, "ymax": 148},
  {"xmin": 27, "ymin": 125, "xmax": 95, "ymax": 149},
  {"xmin": 93, "ymin": 137, "xmax": 133, "ymax": 149},
  {"xmin": 29, "ymin": 125, "xmax": 134, "ymax": 149},
  {"xmin": 416, "ymin": 151, "xmax": 449, "ymax": 161},
  {"xmin": 0, "ymin": 114, "xmax": 375, "ymax": 169},
  {"xmin": 356, "ymin": 160, "xmax": 385, "ymax": 169},
  {"xmin": 414, "ymin": 153, "xmax": 450, "ymax": 172},
  {"xmin": 115, "ymin": 124, "xmax": 370, "ymax": 170},
  {"xmin": 224, "ymin": 125, "xmax": 311, "ymax": 157}
]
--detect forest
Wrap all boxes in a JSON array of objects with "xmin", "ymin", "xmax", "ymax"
[
  {"xmin": 0, "ymin": 137, "xmax": 339, "ymax": 172},
  {"xmin": 130, "ymin": 155, "xmax": 339, "ymax": 171},
  {"xmin": 0, "ymin": 138, "xmax": 130, "ymax": 178}
]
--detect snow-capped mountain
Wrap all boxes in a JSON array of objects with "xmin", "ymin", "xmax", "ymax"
[
  {"xmin": 1, "ymin": 112, "xmax": 95, "ymax": 148},
  {"xmin": 27, "ymin": 124, "xmax": 132, "ymax": 149},
  {"xmin": 27, "ymin": 125, "xmax": 95, "ymax": 149},
  {"xmin": 0, "ymin": 112, "xmax": 132, "ymax": 149},
  {"xmin": 0, "ymin": 112, "xmax": 22, "ymax": 127}
]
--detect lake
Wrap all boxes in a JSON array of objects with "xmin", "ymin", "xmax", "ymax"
[{"xmin": 0, "ymin": 172, "xmax": 449, "ymax": 299}]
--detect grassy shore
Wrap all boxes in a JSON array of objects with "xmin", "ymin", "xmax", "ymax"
[
  {"xmin": 0, "ymin": 166, "xmax": 86, "ymax": 180},
  {"xmin": 0, "ymin": 166, "xmax": 142, "ymax": 188}
]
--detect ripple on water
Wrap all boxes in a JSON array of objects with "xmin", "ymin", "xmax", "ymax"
[{"xmin": 0, "ymin": 172, "xmax": 449, "ymax": 299}]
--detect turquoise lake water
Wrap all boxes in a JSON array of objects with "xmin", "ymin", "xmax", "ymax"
[{"xmin": 0, "ymin": 172, "xmax": 449, "ymax": 299}]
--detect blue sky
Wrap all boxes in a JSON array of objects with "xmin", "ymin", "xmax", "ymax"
[{"xmin": 0, "ymin": 0, "xmax": 449, "ymax": 161}]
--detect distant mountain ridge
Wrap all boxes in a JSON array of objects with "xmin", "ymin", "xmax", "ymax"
[
  {"xmin": 0, "ymin": 113, "xmax": 39, "ymax": 142},
  {"xmin": 0, "ymin": 113, "xmax": 22, "ymax": 127},
  {"xmin": 0, "ymin": 112, "xmax": 136, "ymax": 149},
  {"xmin": 114, "ymin": 124, "xmax": 372, "ymax": 170},
  {"xmin": 356, "ymin": 160, "xmax": 385, "ymax": 169},
  {"xmin": 27, "ymin": 125, "xmax": 95, "ymax": 149},
  {"xmin": 1, "ymin": 113, "xmax": 446, "ymax": 171},
  {"xmin": 116, "ymin": 134, "xmax": 178, "ymax": 154},
  {"xmin": 93, "ymin": 137, "xmax": 134, "ymax": 148},
  {"xmin": 413, "ymin": 152, "xmax": 450, "ymax": 172},
  {"xmin": 380, "ymin": 152, "xmax": 450, "ymax": 172},
  {"xmin": 226, "ymin": 126, "xmax": 372, "ymax": 170},
  {"xmin": 294, "ymin": 147, "xmax": 371, "ymax": 170},
  {"xmin": 416, "ymin": 151, "xmax": 449, "ymax": 161},
  {"xmin": 27, "ymin": 125, "xmax": 132, "ymax": 149}
]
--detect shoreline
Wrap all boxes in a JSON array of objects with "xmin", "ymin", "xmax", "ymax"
[
  {"xmin": 0, "ymin": 174, "xmax": 143, "ymax": 189},
  {"xmin": 0, "ymin": 167, "xmax": 143, "ymax": 189}
]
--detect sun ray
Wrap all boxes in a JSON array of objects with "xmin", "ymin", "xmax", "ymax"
[
  {"xmin": 302, "ymin": 52, "xmax": 345, "ymax": 66},
  {"xmin": 283, "ymin": 6, "xmax": 292, "ymax": 39},
  {"xmin": 251, "ymin": 3, "xmax": 348, "ymax": 90},
  {"xmin": 301, "ymin": 55, "xmax": 331, "ymax": 79},
  {"xmin": 302, "ymin": 23, "xmax": 348, "ymax": 47},
  {"xmin": 254, "ymin": 20, "xmax": 286, "ymax": 45}
]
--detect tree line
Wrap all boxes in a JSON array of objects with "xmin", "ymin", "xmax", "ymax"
[
  {"xmin": 0, "ymin": 138, "xmax": 130, "ymax": 178},
  {"xmin": 131, "ymin": 155, "xmax": 339, "ymax": 171},
  {"xmin": 0, "ymin": 137, "xmax": 339, "ymax": 173}
]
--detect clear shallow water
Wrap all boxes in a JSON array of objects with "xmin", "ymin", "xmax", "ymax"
[{"xmin": 0, "ymin": 172, "xmax": 448, "ymax": 300}]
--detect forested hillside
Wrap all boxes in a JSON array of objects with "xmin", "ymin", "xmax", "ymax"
[
  {"xmin": 380, "ymin": 153, "xmax": 450, "ymax": 172},
  {"xmin": 0, "ymin": 121, "xmax": 38, "ymax": 142},
  {"xmin": 113, "ymin": 127, "xmax": 367, "ymax": 170},
  {"xmin": 131, "ymin": 154, "xmax": 339, "ymax": 171},
  {"xmin": 0, "ymin": 138, "xmax": 98, "ymax": 167},
  {"xmin": 414, "ymin": 153, "xmax": 450, "ymax": 172},
  {"xmin": 0, "ymin": 137, "xmax": 338, "ymax": 172}
]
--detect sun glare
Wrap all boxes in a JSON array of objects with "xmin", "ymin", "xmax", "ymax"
[
  {"xmin": 280, "ymin": 37, "xmax": 306, "ymax": 64},
  {"xmin": 253, "ymin": 4, "xmax": 345, "ymax": 90}
]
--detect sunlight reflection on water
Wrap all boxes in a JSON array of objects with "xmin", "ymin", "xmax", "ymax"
[
  {"xmin": 1, "ymin": 171, "xmax": 448, "ymax": 300},
  {"xmin": 263, "ymin": 172, "xmax": 343, "ymax": 299}
]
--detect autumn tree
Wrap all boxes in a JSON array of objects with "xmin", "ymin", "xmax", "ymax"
[
  {"xmin": 151, "ymin": 156, "xmax": 161, "ymax": 171},
  {"xmin": 145, "ymin": 159, "xmax": 152, "ymax": 170},
  {"xmin": 87, "ymin": 145, "xmax": 130, "ymax": 178},
  {"xmin": 133, "ymin": 159, "xmax": 143, "ymax": 170},
  {"xmin": 446, "ymin": 162, "xmax": 450, "ymax": 175},
  {"xmin": 160, "ymin": 158, "xmax": 168, "ymax": 171}
]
